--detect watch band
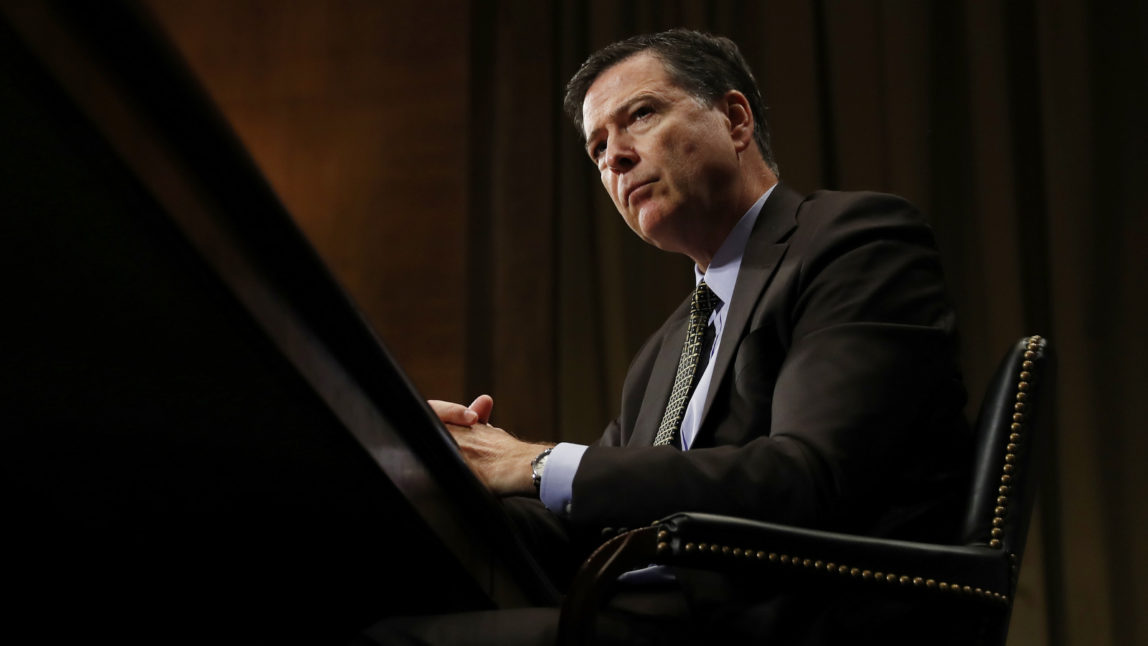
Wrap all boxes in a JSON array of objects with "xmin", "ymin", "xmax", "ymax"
[{"xmin": 531, "ymin": 447, "xmax": 553, "ymax": 490}]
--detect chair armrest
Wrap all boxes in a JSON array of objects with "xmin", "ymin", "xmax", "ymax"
[
  {"xmin": 656, "ymin": 512, "xmax": 1011, "ymax": 602},
  {"xmin": 559, "ymin": 512, "xmax": 1012, "ymax": 646}
]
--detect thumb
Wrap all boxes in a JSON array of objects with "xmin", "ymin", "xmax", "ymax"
[{"xmin": 468, "ymin": 394, "xmax": 495, "ymax": 423}]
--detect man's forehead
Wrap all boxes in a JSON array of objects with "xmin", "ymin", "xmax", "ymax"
[{"xmin": 580, "ymin": 52, "xmax": 674, "ymax": 136}]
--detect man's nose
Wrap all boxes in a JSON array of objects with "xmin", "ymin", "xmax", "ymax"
[{"xmin": 603, "ymin": 135, "xmax": 638, "ymax": 173}]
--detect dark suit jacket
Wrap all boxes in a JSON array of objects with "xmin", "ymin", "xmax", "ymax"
[
  {"xmin": 570, "ymin": 185, "xmax": 969, "ymax": 539},
  {"xmin": 502, "ymin": 186, "xmax": 971, "ymax": 643}
]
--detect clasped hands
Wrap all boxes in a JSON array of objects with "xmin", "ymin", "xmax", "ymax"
[{"xmin": 430, "ymin": 394, "xmax": 553, "ymax": 497}]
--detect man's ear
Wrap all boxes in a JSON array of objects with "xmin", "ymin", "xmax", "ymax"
[{"xmin": 722, "ymin": 90, "xmax": 755, "ymax": 153}]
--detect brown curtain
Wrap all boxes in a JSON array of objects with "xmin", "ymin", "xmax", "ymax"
[{"xmin": 146, "ymin": 1, "xmax": 1147, "ymax": 644}]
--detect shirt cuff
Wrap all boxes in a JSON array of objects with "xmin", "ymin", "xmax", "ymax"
[{"xmin": 539, "ymin": 442, "xmax": 587, "ymax": 517}]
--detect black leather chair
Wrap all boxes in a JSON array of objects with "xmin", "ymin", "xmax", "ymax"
[{"xmin": 559, "ymin": 335, "xmax": 1053, "ymax": 645}]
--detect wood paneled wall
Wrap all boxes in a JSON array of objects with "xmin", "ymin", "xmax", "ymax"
[{"xmin": 144, "ymin": 0, "xmax": 473, "ymax": 401}]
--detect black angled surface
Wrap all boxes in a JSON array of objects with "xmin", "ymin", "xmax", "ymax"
[{"xmin": 0, "ymin": 3, "xmax": 552, "ymax": 642}]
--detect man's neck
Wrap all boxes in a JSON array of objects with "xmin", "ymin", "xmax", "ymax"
[{"xmin": 690, "ymin": 174, "xmax": 777, "ymax": 271}]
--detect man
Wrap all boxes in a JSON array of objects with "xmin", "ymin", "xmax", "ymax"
[{"xmin": 369, "ymin": 29, "xmax": 969, "ymax": 644}]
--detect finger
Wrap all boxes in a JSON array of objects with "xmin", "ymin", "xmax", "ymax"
[
  {"xmin": 429, "ymin": 399, "xmax": 478, "ymax": 426},
  {"xmin": 467, "ymin": 394, "xmax": 495, "ymax": 423}
]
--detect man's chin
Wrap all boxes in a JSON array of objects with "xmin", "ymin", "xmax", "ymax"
[{"xmin": 634, "ymin": 211, "xmax": 672, "ymax": 244}]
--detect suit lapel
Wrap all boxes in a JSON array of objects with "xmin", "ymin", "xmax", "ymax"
[
  {"xmin": 629, "ymin": 298, "xmax": 692, "ymax": 447},
  {"xmin": 700, "ymin": 185, "xmax": 802, "ymax": 424}
]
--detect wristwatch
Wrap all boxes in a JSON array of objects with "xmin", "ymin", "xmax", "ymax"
[{"xmin": 531, "ymin": 447, "xmax": 553, "ymax": 490}]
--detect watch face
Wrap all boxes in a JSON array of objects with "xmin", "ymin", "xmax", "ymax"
[{"xmin": 532, "ymin": 449, "xmax": 551, "ymax": 489}]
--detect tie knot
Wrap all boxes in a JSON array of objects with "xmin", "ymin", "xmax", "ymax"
[{"xmin": 692, "ymin": 281, "xmax": 720, "ymax": 318}]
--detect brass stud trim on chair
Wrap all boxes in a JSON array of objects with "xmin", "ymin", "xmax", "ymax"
[
  {"xmin": 988, "ymin": 335, "xmax": 1045, "ymax": 550},
  {"xmin": 672, "ymin": 539, "xmax": 1008, "ymax": 605}
]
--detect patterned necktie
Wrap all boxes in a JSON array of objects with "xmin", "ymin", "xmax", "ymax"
[{"xmin": 653, "ymin": 281, "xmax": 721, "ymax": 446}]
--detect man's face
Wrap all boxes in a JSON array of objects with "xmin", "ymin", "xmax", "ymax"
[{"xmin": 581, "ymin": 52, "xmax": 740, "ymax": 256}]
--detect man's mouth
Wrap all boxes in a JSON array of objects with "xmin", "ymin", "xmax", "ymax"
[{"xmin": 624, "ymin": 179, "xmax": 656, "ymax": 207}]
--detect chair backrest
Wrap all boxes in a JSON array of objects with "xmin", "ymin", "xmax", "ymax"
[{"xmin": 962, "ymin": 336, "xmax": 1054, "ymax": 568}]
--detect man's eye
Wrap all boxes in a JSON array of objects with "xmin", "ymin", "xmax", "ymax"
[
  {"xmin": 633, "ymin": 106, "xmax": 653, "ymax": 119},
  {"xmin": 591, "ymin": 142, "xmax": 606, "ymax": 160}
]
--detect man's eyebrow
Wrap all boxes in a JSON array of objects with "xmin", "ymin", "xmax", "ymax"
[{"xmin": 583, "ymin": 91, "xmax": 664, "ymax": 145}]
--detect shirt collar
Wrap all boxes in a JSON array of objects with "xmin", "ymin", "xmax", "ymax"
[{"xmin": 694, "ymin": 184, "xmax": 777, "ymax": 305}]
